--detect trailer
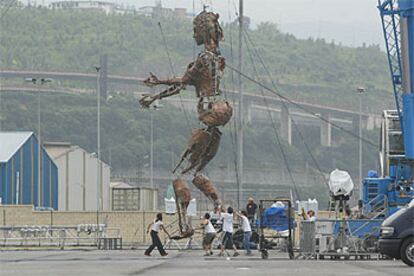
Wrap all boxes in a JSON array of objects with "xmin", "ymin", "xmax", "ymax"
[{"xmin": 257, "ymin": 199, "xmax": 295, "ymax": 259}]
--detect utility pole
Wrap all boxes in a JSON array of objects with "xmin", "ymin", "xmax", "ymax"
[
  {"xmin": 150, "ymin": 110, "xmax": 154, "ymax": 189},
  {"xmin": 357, "ymin": 86, "xmax": 365, "ymax": 204},
  {"xmin": 95, "ymin": 66, "xmax": 101, "ymax": 211},
  {"xmin": 37, "ymin": 91, "xmax": 41, "ymax": 207},
  {"xmin": 26, "ymin": 77, "xmax": 52, "ymax": 207},
  {"xmin": 237, "ymin": 0, "xmax": 244, "ymax": 210}
]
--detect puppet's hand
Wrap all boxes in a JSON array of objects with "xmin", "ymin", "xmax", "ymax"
[
  {"xmin": 139, "ymin": 95, "xmax": 155, "ymax": 108},
  {"xmin": 143, "ymin": 72, "xmax": 160, "ymax": 87}
]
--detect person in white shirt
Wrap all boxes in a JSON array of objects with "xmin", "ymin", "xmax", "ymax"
[
  {"xmin": 145, "ymin": 213, "xmax": 170, "ymax": 257},
  {"xmin": 219, "ymin": 206, "xmax": 239, "ymax": 257},
  {"xmin": 307, "ymin": 210, "xmax": 317, "ymax": 222},
  {"xmin": 201, "ymin": 213, "xmax": 216, "ymax": 256},
  {"xmin": 235, "ymin": 210, "xmax": 253, "ymax": 255},
  {"xmin": 209, "ymin": 205, "xmax": 222, "ymax": 228}
]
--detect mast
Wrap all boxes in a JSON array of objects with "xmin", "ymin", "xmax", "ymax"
[{"xmin": 237, "ymin": 0, "xmax": 244, "ymax": 209}]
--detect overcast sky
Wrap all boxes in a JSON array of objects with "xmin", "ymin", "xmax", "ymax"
[
  {"xmin": 126, "ymin": 0, "xmax": 384, "ymax": 47},
  {"xmin": 36, "ymin": 0, "xmax": 384, "ymax": 47}
]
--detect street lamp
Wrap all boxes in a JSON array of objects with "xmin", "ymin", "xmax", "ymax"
[
  {"xmin": 25, "ymin": 77, "xmax": 53, "ymax": 207},
  {"xmin": 357, "ymin": 86, "xmax": 366, "ymax": 203},
  {"xmin": 149, "ymin": 100, "xmax": 163, "ymax": 189},
  {"xmin": 136, "ymin": 154, "xmax": 149, "ymax": 184}
]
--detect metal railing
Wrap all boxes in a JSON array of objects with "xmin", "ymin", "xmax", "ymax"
[
  {"xmin": 0, "ymin": 224, "xmax": 120, "ymax": 248},
  {"xmin": 362, "ymin": 194, "xmax": 388, "ymax": 217}
]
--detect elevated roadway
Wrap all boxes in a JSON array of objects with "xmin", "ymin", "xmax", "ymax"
[{"xmin": 1, "ymin": 69, "xmax": 382, "ymax": 146}]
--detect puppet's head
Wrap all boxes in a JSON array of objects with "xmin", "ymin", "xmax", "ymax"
[{"xmin": 193, "ymin": 11, "xmax": 224, "ymax": 46}]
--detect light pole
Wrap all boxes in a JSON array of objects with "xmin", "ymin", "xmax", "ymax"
[
  {"xmin": 357, "ymin": 86, "xmax": 365, "ymax": 203},
  {"xmin": 149, "ymin": 101, "xmax": 163, "ymax": 189},
  {"xmin": 95, "ymin": 66, "xmax": 101, "ymax": 211},
  {"xmin": 25, "ymin": 77, "xmax": 52, "ymax": 207},
  {"xmin": 237, "ymin": 0, "xmax": 244, "ymax": 211},
  {"xmin": 150, "ymin": 110, "xmax": 154, "ymax": 189},
  {"xmin": 137, "ymin": 154, "xmax": 149, "ymax": 184}
]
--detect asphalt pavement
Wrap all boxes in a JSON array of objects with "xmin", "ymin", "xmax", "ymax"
[{"xmin": 0, "ymin": 249, "xmax": 411, "ymax": 276}]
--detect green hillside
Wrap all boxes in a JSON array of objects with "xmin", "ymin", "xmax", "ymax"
[
  {"xmin": 0, "ymin": 7, "xmax": 391, "ymax": 198},
  {"xmin": 1, "ymin": 7, "xmax": 394, "ymax": 110}
]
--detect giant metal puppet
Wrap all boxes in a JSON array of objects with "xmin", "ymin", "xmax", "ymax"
[{"xmin": 139, "ymin": 11, "xmax": 232, "ymax": 238}]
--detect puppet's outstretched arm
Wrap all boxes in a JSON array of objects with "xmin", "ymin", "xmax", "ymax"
[{"xmin": 139, "ymin": 72, "xmax": 191, "ymax": 108}]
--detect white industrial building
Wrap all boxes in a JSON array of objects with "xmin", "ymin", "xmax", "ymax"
[{"xmin": 44, "ymin": 142, "xmax": 110, "ymax": 211}]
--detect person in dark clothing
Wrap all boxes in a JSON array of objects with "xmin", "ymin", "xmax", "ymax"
[
  {"xmin": 145, "ymin": 213, "xmax": 170, "ymax": 256},
  {"xmin": 246, "ymin": 197, "xmax": 258, "ymax": 224}
]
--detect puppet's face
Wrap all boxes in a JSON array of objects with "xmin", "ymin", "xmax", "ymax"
[{"xmin": 193, "ymin": 26, "xmax": 205, "ymax": 45}]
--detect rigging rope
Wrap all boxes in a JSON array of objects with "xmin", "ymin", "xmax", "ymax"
[
  {"xmin": 0, "ymin": 0, "xmax": 16, "ymax": 20},
  {"xmin": 157, "ymin": 22, "xmax": 192, "ymax": 131},
  {"xmin": 242, "ymin": 28, "xmax": 330, "ymax": 190},
  {"xmin": 225, "ymin": 63, "xmax": 379, "ymax": 149},
  {"xmin": 242, "ymin": 31, "xmax": 301, "ymax": 201},
  {"xmin": 221, "ymin": 2, "xmax": 240, "ymax": 195}
]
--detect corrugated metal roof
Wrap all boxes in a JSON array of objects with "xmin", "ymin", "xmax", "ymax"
[{"xmin": 0, "ymin": 132, "xmax": 33, "ymax": 162}]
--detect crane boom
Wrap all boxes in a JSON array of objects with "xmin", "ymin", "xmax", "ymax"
[{"xmin": 379, "ymin": 0, "xmax": 414, "ymax": 159}]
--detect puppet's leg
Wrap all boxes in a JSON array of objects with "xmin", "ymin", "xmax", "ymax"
[
  {"xmin": 173, "ymin": 128, "xmax": 211, "ymax": 175},
  {"xmin": 173, "ymin": 127, "xmax": 222, "ymax": 176},
  {"xmin": 172, "ymin": 179, "xmax": 194, "ymax": 238},
  {"xmin": 192, "ymin": 174, "xmax": 221, "ymax": 207},
  {"xmin": 197, "ymin": 100, "xmax": 233, "ymax": 127},
  {"xmin": 193, "ymin": 127, "xmax": 221, "ymax": 175}
]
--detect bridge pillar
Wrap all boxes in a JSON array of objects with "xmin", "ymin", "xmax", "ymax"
[
  {"xmin": 280, "ymin": 104, "xmax": 292, "ymax": 145},
  {"xmin": 366, "ymin": 115, "xmax": 375, "ymax": 130},
  {"xmin": 320, "ymin": 112, "xmax": 332, "ymax": 147},
  {"xmin": 244, "ymin": 102, "xmax": 252, "ymax": 124},
  {"xmin": 99, "ymin": 54, "xmax": 108, "ymax": 100}
]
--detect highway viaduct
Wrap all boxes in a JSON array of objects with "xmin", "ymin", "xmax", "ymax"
[{"xmin": 0, "ymin": 69, "xmax": 382, "ymax": 147}]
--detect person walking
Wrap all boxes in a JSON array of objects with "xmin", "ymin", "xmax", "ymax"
[
  {"xmin": 201, "ymin": 213, "xmax": 216, "ymax": 256},
  {"xmin": 145, "ymin": 213, "xmax": 170, "ymax": 257},
  {"xmin": 237, "ymin": 210, "xmax": 253, "ymax": 255},
  {"xmin": 219, "ymin": 206, "xmax": 239, "ymax": 257}
]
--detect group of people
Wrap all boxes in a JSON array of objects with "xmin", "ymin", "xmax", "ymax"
[
  {"xmin": 200, "ymin": 206, "xmax": 254, "ymax": 257},
  {"xmin": 144, "ymin": 198, "xmax": 322, "ymax": 257},
  {"xmin": 144, "ymin": 198, "xmax": 260, "ymax": 257}
]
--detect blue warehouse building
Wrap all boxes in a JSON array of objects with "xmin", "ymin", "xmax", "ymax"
[{"xmin": 0, "ymin": 132, "xmax": 58, "ymax": 209}]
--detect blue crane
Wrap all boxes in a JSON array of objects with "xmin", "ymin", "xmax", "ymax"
[{"xmin": 362, "ymin": 0, "xmax": 414, "ymax": 216}]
